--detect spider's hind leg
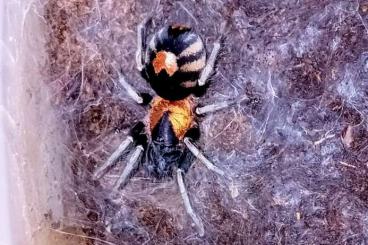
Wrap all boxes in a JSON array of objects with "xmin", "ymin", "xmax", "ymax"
[
  {"xmin": 198, "ymin": 38, "xmax": 222, "ymax": 87},
  {"xmin": 118, "ymin": 73, "xmax": 152, "ymax": 105},
  {"xmin": 198, "ymin": 21, "xmax": 229, "ymax": 87},
  {"xmin": 135, "ymin": 15, "xmax": 152, "ymax": 72}
]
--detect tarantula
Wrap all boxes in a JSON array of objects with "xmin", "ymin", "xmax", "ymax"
[{"xmin": 93, "ymin": 17, "xmax": 233, "ymax": 236}]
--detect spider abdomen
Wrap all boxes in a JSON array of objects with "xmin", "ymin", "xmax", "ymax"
[{"xmin": 142, "ymin": 25, "xmax": 207, "ymax": 100}]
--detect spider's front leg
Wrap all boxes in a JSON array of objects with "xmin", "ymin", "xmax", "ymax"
[
  {"xmin": 113, "ymin": 130, "xmax": 147, "ymax": 191},
  {"xmin": 176, "ymin": 168, "xmax": 205, "ymax": 236},
  {"xmin": 93, "ymin": 122, "xmax": 147, "ymax": 191},
  {"xmin": 176, "ymin": 126, "xmax": 225, "ymax": 236},
  {"xmin": 183, "ymin": 126, "xmax": 225, "ymax": 176}
]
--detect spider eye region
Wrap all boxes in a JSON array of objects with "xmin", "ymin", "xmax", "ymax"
[{"xmin": 152, "ymin": 51, "xmax": 178, "ymax": 77}]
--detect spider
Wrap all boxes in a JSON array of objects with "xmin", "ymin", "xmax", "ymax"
[{"xmin": 93, "ymin": 17, "xmax": 234, "ymax": 236}]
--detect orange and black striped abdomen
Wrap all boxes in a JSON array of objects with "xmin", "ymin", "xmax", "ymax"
[
  {"xmin": 141, "ymin": 25, "xmax": 207, "ymax": 101},
  {"xmin": 148, "ymin": 97, "xmax": 194, "ymax": 144}
]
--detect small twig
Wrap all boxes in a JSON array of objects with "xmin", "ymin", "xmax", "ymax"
[
  {"xmin": 49, "ymin": 228, "xmax": 118, "ymax": 245},
  {"xmin": 339, "ymin": 161, "xmax": 357, "ymax": 169},
  {"xmin": 313, "ymin": 133, "xmax": 335, "ymax": 146}
]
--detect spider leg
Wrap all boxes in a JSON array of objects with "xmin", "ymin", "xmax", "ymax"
[
  {"xmin": 93, "ymin": 122, "xmax": 145, "ymax": 180},
  {"xmin": 113, "ymin": 145, "xmax": 144, "ymax": 191},
  {"xmin": 183, "ymin": 137, "xmax": 225, "ymax": 176},
  {"xmin": 195, "ymin": 100, "xmax": 235, "ymax": 115},
  {"xmin": 135, "ymin": 15, "xmax": 151, "ymax": 71},
  {"xmin": 115, "ymin": 18, "xmax": 153, "ymax": 106},
  {"xmin": 93, "ymin": 136, "xmax": 133, "ymax": 180},
  {"xmin": 118, "ymin": 73, "xmax": 152, "ymax": 105},
  {"xmin": 198, "ymin": 39, "xmax": 221, "ymax": 86},
  {"xmin": 118, "ymin": 73, "xmax": 144, "ymax": 104},
  {"xmin": 177, "ymin": 169, "xmax": 205, "ymax": 236}
]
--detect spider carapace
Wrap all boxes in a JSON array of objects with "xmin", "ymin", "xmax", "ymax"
[
  {"xmin": 94, "ymin": 21, "xmax": 230, "ymax": 236},
  {"xmin": 147, "ymin": 96, "xmax": 195, "ymax": 177}
]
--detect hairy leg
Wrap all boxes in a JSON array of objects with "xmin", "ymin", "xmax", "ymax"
[
  {"xmin": 177, "ymin": 169, "xmax": 205, "ymax": 236},
  {"xmin": 93, "ymin": 122, "xmax": 145, "ymax": 180},
  {"xmin": 118, "ymin": 73, "xmax": 152, "ymax": 105},
  {"xmin": 93, "ymin": 136, "xmax": 133, "ymax": 180},
  {"xmin": 135, "ymin": 15, "xmax": 152, "ymax": 71},
  {"xmin": 113, "ymin": 145, "xmax": 144, "ymax": 191},
  {"xmin": 198, "ymin": 39, "xmax": 221, "ymax": 86},
  {"xmin": 195, "ymin": 100, "xmax": 235, "ymax": 115},
  {"xmin": 183, "ymin": 137, "xmax": 225, "ymax": 176}
]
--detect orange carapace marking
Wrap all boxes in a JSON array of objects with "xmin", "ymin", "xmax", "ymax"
[
  {"xmin": 149, "ymin": 97, "xmax": 194, "ymax": 139},
  {"xmin": 152, "ymin": 51, "xmax": 178, "ymax": 77}
]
